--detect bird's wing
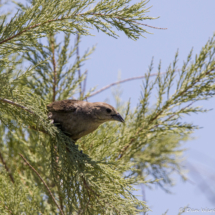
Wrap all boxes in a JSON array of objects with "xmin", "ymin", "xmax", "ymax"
[{"xmin": 47, "ymin": 100, "xmax": 79, "ymax": 112}]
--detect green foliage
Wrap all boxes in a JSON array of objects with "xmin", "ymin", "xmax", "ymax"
[
  {"xmin": 0, "ymin": 170, "xmax": 50, "ymax": 214},
  {"xmin": 0, "ymin": 0, "xmax": 215, "ymax": 214}
]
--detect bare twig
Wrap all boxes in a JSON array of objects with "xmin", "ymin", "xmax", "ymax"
[
  {"xmin": 76, "ymin": 33, "xmax": 82, "ymax": 98},
  {"xmin": 88, "ymin": 72, "xmax": 167, "ymax": 98},
  {"xmin": 0, "ymin": 98, "xmax": 35, "ymax": 114},
  {"xmin": 19, "ymin": 153, "xmax": 65, "ymax": 215},
  {"xmin": 50, "ymin": 33, "xmax": 57, "ymax": 102},
  {"xmin": 134, "ymin": 21, "xmax": 167, "ymax": 30},
  {"xmin": 83, "ymin": 70, "xmax": 88, "ymax": 98},
  {"xmin": 0, "ymin": 98, "xmax": 50, "ymax": 135},
  {"xmin": 0, "ymin": 151, "xmax": 15, "ymax": 183}
]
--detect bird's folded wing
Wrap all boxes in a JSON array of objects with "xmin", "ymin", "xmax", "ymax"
[{"xmin": 47, "ymin": 99, "xmax": 78, "ymax": 112}]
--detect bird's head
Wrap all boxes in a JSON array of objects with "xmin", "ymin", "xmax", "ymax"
[{"xmin": 90, "ymin": 102, "xmax": 124, "ymax": 124}]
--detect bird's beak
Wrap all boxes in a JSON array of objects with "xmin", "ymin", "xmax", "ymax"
[{"xmin": 111, "ymin": 113, "xmax": 125, "ymax": 123}]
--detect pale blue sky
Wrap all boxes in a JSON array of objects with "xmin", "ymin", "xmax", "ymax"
[{"xmin": 78, "ymin": 0, "xmax": 215, "ymax": 214}]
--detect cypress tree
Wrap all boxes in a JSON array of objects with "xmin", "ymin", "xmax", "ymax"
[{"xmin": 0, "ymin": 0, "xmax": 215, "ymax": 214}]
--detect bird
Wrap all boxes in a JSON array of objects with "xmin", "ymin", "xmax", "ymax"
[{"xmin": 47, "ymin": 99, "xmax": 124, "ymax": 141}]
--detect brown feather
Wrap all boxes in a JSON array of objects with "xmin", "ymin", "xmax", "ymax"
[{"xmin": 47, "ymin": 99, "xmax": 124, "ymax": 141}]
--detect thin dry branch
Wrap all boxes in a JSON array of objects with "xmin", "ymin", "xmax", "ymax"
[
  {"xmin": 135, "ymin": 22, "xmax": 167, "ymax": 30},
  {"xmin": 0, "ymin": 98, "xmax": 50, "ymax": 134},
  {"xmin": 50, "ymin": 33, "xmax": 57, "ymax": 102},
  {"xmin": 76, "ymin": 33, "xmax": 82, "ymax": 98},
  {"xmin": 19, "ymin": 153, "xmax": 65, "ymax": 215},
  {"xmin": 0, "ymin": 98, "xmax": 35, "ymax": 114},
  {"xmin": 88, "ymin": 72, "xmax": 167, "ymax": 98},
  {"xmin": 0, "ymin": 150, "xmax": 15, "ymax": 183},
  {"xmin": 83, "ymin": 70, "xmax": 88, "ymax": 98}
]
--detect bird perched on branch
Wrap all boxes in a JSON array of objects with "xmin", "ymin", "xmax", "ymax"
[{"xmin": 47, "ymin": 100, "xmax": 124, "ymax": 141}]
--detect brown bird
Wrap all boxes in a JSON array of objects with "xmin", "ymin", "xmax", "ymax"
[{"xmin": 47, "ymin": 100, "xmax": 124, "ymax": 141}]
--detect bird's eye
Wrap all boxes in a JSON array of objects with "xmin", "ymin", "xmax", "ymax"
[{"xmin": 106, "ymin": 108, "xmax": 112, "ymax": 113}]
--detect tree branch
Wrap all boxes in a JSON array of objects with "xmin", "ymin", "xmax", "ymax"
[
  {"xmin": 0, "ymin": 98, "xmax": 35, "ymax": 114},
  {"xmin": 88, "ymin": 72, "xmax": 167, "ymax": 98},
  {"xmin": 0, "ymin": 150, "xmax": 15, "ymax": 184},
  {"xmin": 48, "ymin": 33, "xmax": 64, "ymax": 210},
  {"xmin": 118, "ymin": 101, "xmax": 196, "ymax": 160},
  {"xmin": 0, "ymin": 13, "xmax": 166, "ymax": 45},
  {"xmin": 0, "ymin": 98, "xmax": 50, "ymax": 134},
  {"xmin": 50, "ymin": 33, "xmax": 57, "ymax": 102},
  {"xmin": 83, "ymin": 70, "xmax": 88, "ymax": 99},
  {"xmin": 117, "ymin": 67, "xmax": 215, "ymax": 159},
  {"xmin": 0, "ymin": 17, "xmax": 66, "ymax": 45},
  {"xmin": 19, "ymin": 153, "xmax": 65, "ymax": 215},
  {"xmin": 76, "ymin": 33, "xmax": 82, "ymax": 98},
  {"xmin": 91, "ymin": 13, "xmax": 167, "ymax": 30},
  {"xmin": 149, "ymin": 68, "xmax": 215, "ymax": 124}
]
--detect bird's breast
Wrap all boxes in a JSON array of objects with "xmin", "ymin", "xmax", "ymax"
[{"xmin": 49, "ymin": 111, "xmax": 99, "ymax": 140}]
